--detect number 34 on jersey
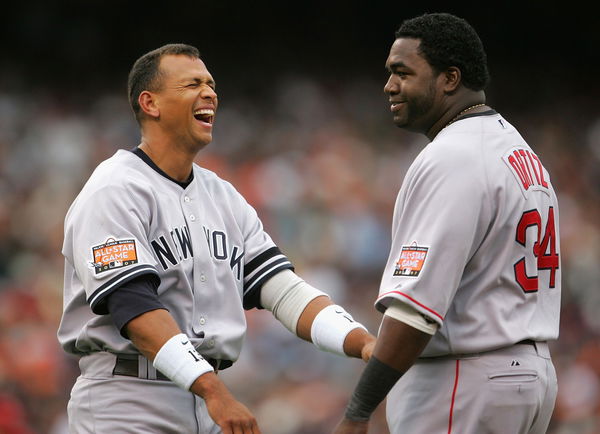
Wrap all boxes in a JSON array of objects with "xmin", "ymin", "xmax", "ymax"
[
  {"xmin": 514, "ymin": 206, "xmax": 559, "ymax": 293},
  {"xmin": 504, "ymin": 146, "xmax": 560, "ymax": 293}
]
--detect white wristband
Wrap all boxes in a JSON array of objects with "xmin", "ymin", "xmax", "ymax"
[
  {"xmin": 310, "ymin": 305, "xmax": 367, "ymax": 357},
  {"xmin": 153, "ymin": 333, "xmax": 214, "ymax": 390}
]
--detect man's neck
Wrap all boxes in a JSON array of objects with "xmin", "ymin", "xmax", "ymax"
[
  {"xmin": 426, "ymin": 91, "xmax": 486, "ymax": 140},
  {"xmin": 138, "ymin": 136, "xmax": 196, "ymax": 182}
]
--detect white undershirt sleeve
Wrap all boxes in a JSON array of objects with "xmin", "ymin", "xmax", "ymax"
[
  {"xmin": 260, "ymin": 269, "xmax": 328, "ymax": 334},
  {"xmin": 384, "ymin": 299, "xmax": 439, "ymax": 335}
]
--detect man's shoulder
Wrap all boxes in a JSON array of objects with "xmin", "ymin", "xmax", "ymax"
[
  {"xmin": 76, "ymin": 149, "xmax": 152, "ymax": 201},
  {"xmin": 193, "ymin": 164, "xmax": 238, "ymax": 194},
  {"xmin": 421, "ymin": 133, "xmax": 480, "ymax": 167},
  {"xmin": 91, "ymin": 149, "xmax": 147, "ymax": 181},
  {"xmin": 65, "ymin": 150, "xmax": 158, "ymax": 222},
  {"xmin": 191, "ymin": 164, "xmax": 253, "ymax": 214},
  {"xmin": 429, "ymin": 113, "xmax": 517, "ymax": 160}
]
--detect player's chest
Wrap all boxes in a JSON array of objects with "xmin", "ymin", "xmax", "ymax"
[{"xmin": 147, "ymin": 189, "xmax": 244, "ymax": 273}]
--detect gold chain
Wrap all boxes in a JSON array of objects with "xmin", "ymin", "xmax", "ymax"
[{"xmin": 444, "ymin": 103, "xmax": 486, "ymax": 129}]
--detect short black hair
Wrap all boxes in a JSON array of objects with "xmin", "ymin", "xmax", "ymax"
[
  {"xmin": 127, "ymin": 43, "xmax": 200, "ymax": 123},
  {"xmin": 396, "ymin": 13, "xmax": 490, "ymax": 91}
]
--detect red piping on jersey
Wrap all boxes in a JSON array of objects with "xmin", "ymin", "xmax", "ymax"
[
  {"xmin": 447, "ymin": 360, "xmax": 460, "ymax": 434},
  {"xmin": 377, "ymin": 290, "xmax": 444, "ymax": 321}
]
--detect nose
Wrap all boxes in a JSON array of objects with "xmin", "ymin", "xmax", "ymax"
[
  {"xmin": 384, "ymin": 74, "xmax": 398, "ymax": 95},
  {"xmin": 201, "ymin": 84, "xmax": 217, "ymax": 101}
]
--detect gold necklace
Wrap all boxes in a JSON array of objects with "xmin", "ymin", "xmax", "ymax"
[{"xmin": 444, "ymin": 103, "xmax": 486, "ymax": 129}]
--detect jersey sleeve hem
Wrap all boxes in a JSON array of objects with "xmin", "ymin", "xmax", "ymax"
[
  {"xmin": 375, "ymin": 289, "xmax": 444, "ymax": 326},
  {"xmin": 87, "ymin": 264, "xmax": 160, "ymax": 315},
  {"xmin": 243, "ymin": 247, "xmax": 294, "ymax": 310}
]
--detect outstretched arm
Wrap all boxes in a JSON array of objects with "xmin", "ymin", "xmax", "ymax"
[
  {"xmin": 261, "ymin": 270, "xmax": 376, "ymax": 361},
  {"xmin": 295, "ymin": 295, "xmax": 375, "ymax": 362}
]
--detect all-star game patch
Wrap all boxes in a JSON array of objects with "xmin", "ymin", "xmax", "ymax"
[
  {"xmin": 91, "ymin": 238, "xmax": 138, "ymax": 274},
  {"xmin": 393, "ymin": 244, "xmax": 429, "ymax": 277}
]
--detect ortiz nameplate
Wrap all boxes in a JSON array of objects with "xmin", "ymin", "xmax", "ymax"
[{"xmin": 92, "ymin": 238, "xmax": 138, "ymax": 274}]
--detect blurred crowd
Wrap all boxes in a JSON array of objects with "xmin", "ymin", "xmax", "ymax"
[{"xmin": 0, "ymin": 74, "xmax": 599, "ymax": 434}]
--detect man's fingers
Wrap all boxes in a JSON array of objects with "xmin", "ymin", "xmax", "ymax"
[
  {"xmin": 250, "ymin": 420, "xmax": 261, "ymax": 434},
  {"xmin": 242, "ymin": 418, "xmax": 260, "ymax": 434},
  {"xmin": 217, "ymin": 416, "xmax": 259, "ymax": 434}
]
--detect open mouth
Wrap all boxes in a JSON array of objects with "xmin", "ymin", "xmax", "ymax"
[{"xmin": 193, "ymin": 108, "xmax": 215, "ymax": 124}]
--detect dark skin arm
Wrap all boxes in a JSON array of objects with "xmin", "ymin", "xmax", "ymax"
[
  {"xmin": 126, "ymin": 309, "xmax": 261, "ymax": 434},
  {"xmin": 296, "ymin": 295, "xmax": 376, "ymax": 362},
  {"xmin": 333, "ymin": 315, "xmax": 432, "ymax": 434}
]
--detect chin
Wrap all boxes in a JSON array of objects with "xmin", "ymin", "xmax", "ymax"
[
  {"xmin": 196, "ymin": 134, "xmax": 213, "ymax": 147},
  {"xmin": 392, "ymin": 116, "xmax": 409, "ymax": 128}
]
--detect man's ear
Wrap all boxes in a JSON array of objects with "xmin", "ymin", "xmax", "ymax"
[
  {"xmin": 443, "ymin": 66, "xmax": 461, "ymax": 93},
  {"xmin": 138, "ymin": 91, "xmax": 160, "ymax": 119}
]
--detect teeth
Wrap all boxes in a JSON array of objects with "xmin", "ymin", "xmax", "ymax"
[{"xmin": 194, "ymin": 109, "xmax": 214, "ymax": 115}]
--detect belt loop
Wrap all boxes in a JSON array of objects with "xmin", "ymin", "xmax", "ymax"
[
  {"xmin": 147, "ymin": 361, "xmax": 158, "ymax": 380},
  {"xmin": 141, "ymin": 354, "xmax": 159, "ymax": 380},
  {"xmin": 138, "ymin": 355, "xmax": 148, "ymax": 379},
  {"xmin": 533, "ymin": 341, "xmax": 551, "ymax": 359}
]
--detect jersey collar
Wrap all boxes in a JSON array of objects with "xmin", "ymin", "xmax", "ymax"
[
  {"xmin": 453, "ymin": 108, "xmax": 498, "ymax": 123},
  {"xmin": 131, "ymin": 147, "xmax": 194, "ymax": 189}
]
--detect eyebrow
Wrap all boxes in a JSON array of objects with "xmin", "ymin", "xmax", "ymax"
[
  {"xmin": 386, "ymin": 61, "xmax": 409, "ymax": 72},
  {"xmin": 185, "ymin": 77, "xmax": 216, "ymax": 88}
]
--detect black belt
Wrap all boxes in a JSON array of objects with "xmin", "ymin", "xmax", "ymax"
[
  {"xmin": 517, "ymin": 339, "xmax": 538, "ymax": 346},
  {"xmin": 113, "ymin": 355, "xmax": 232, "ymax": 381}
]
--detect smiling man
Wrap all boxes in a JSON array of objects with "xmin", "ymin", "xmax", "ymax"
[
  {"xmin": 335, "ymin": 13, "xmax": 560, "ymax": 434},
  {"xmin": 58, "ymin": 44, "xmax": 375, "ymax": 433}
]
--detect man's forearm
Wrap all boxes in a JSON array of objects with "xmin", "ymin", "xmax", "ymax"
[
  {"xmin": 344, "ymin": 316, "xmax": 432, "ymax": 420},
  {"xmin": 126, "ymin": 308, "xmax": 181, "ymax": 360}
]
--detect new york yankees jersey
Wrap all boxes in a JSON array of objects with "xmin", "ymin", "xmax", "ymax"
[
  {"xmin": 58, "ymin": 148, "xmax": 293, "ymax": 362},
  {"xmin": 376, "ymin": 111, "xmax": 561, "ymax": 357}
]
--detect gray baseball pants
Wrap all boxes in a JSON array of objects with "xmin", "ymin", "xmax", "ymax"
[
  {"xmin": 386, "ymin": 341, "xmax": 557, "ymax": 434},
  {"xmin": 67, "ymin": 352, "xmax": 221, "ymax": 433}
]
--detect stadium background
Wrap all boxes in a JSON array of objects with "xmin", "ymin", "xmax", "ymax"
[{"xmin": 1, "ymin": 1, "xmax": 598, "ymax": 433}]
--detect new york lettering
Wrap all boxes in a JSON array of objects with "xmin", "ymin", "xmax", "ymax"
[
  {"xmin": 151, "ymin": 226, "xmax": 193, "ymax": 270},
  {"xmin": 203, "ymin": 226, "xmax": 244, "ymax": 280},
  {"xmin": 150, "ymin": 225, "xmax": 244, "ymax": 280}
]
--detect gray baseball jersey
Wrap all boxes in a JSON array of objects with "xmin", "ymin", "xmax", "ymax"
[
  {"xmin": 375, "ymin": 111, "xmax": 561, "ymax": 357},
  {"xmin": 58, "ymin": 148, "xmax": 293, "ymax": 363}
]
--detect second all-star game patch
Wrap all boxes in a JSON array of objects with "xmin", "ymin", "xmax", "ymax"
[
  {"xmin": 91, "ymin": 238, "xmax": 138, "ymax": 274},
  {"xmin": 393, "ymin": 243, "xmax": 429, "ymax": 277}
]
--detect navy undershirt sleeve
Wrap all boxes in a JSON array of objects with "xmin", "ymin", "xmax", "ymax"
[{"xmin": 106, "ymin": 273, "xmax": 166, "ymax": 338}]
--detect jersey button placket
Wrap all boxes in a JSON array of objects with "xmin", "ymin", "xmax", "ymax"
[{"xmin": 182, "ymin": 195, "xmax": 195, "ymax": 222}]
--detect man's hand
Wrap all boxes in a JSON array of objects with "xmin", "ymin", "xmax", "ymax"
[
  {"xmin": 343, "ymin": 328, "xmax": 376, "ymax": 361},
  {"xmin": 192, "ymin": 372, "xmax": 261, "ymax": 434},
  {"xmin": 360, "ymin": 337, "xmax": 376, "ymax": 363},
  {"xmin": 333, "ymin": 418, "xmax": 369, "ymax": 434}
]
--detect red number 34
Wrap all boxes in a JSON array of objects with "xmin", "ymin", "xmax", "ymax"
[{"xmin": 514, "ymin": 207, "xmax": 559, "ymax": 292}]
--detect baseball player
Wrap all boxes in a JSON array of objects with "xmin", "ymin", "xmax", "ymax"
[
  {"xmin": 57, "ymin": 43, "xmax": 375, "ymax": 433},
  {"xmin": 334, "ymin": 13, "xmax": 560, "ymax": 434}
]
